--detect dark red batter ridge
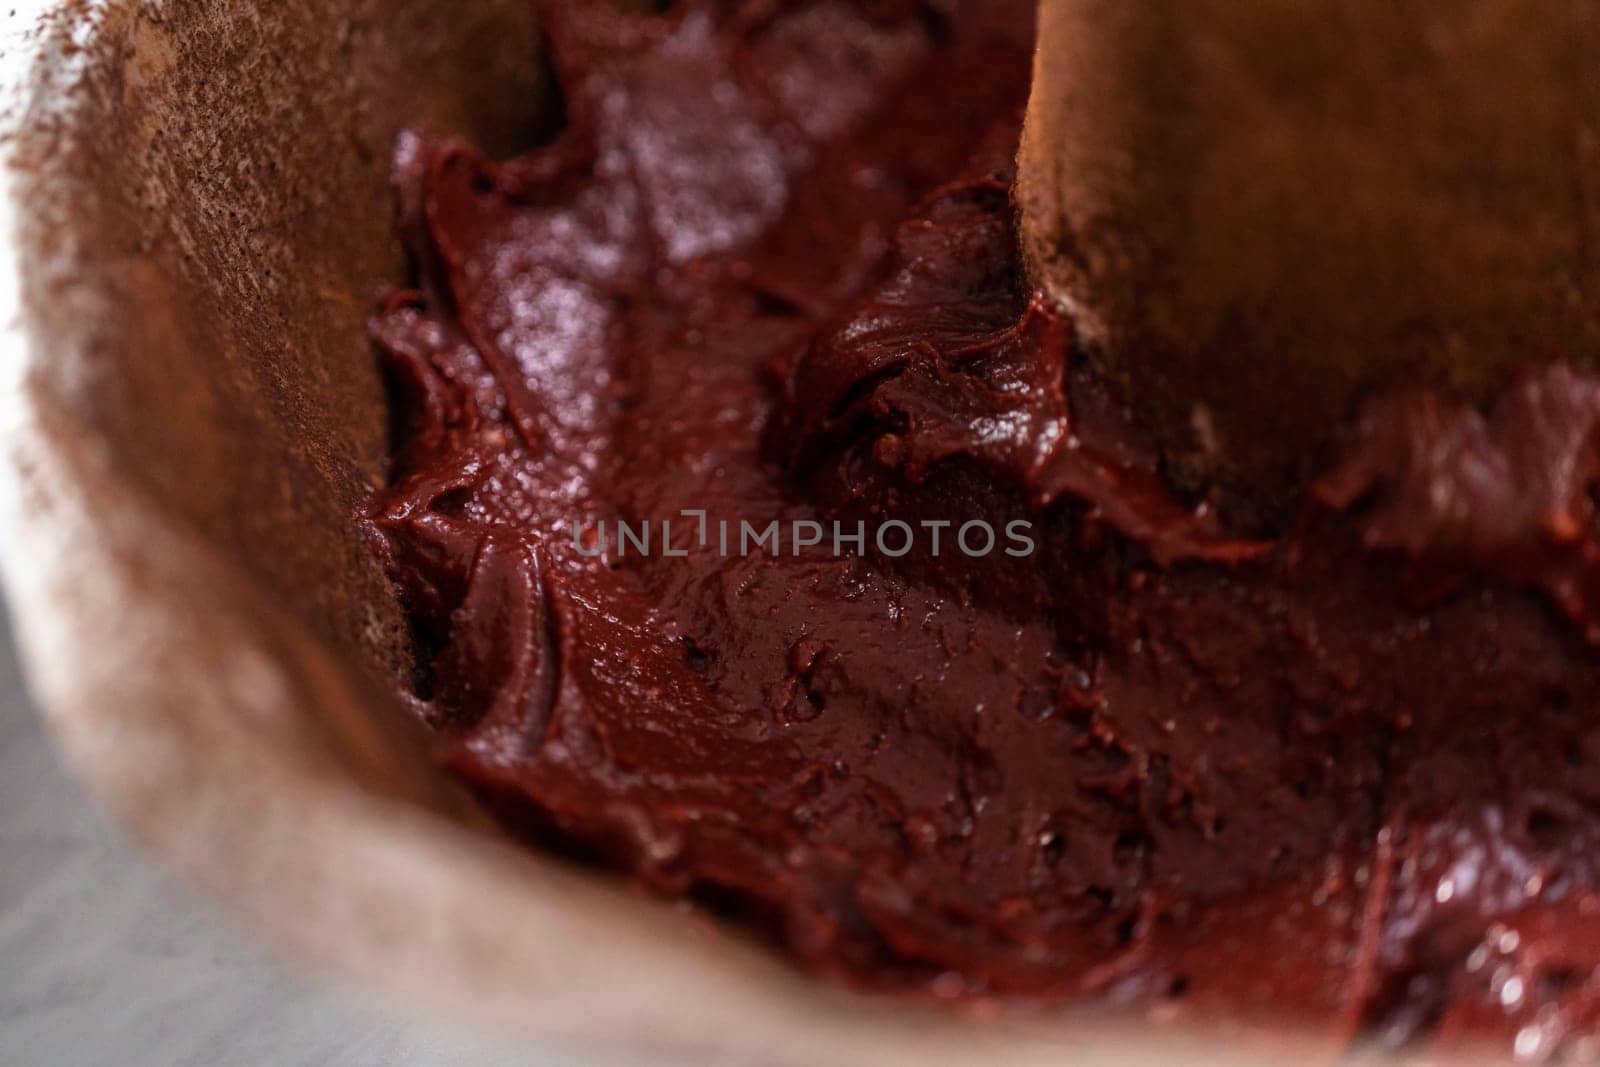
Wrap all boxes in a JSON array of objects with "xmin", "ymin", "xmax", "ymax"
[{"xmin": 365, "ymin": 1, "xmax": 1600, "ymax": 1057}]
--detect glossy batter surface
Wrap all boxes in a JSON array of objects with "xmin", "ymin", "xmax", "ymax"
[{"xmin": 366, "ymin": 2, "xmax": 1600, "ymax": 1056}]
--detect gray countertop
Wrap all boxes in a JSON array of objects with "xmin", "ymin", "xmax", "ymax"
[{"xmin": 0, "ymin": 612, "xmax": 596, "ymax": 1067}]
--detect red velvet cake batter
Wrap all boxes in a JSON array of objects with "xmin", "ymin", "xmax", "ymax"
[{"xmin": 365, "ymin": 2, "xmax": 1600, "ymax": 1056}]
